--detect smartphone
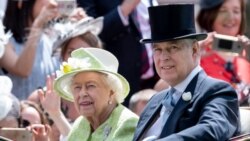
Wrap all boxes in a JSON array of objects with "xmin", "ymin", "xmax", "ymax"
[
  {"xmin": 57, "ymin": 0, "xmax": 76, "ymax": 16},
  {"xmin": 0, "ymin": 128, "xmax": 33, "ymax": 141},
  {"xmin": 213, "ymin": 34, "xmax": 243, "ymax": 54}
]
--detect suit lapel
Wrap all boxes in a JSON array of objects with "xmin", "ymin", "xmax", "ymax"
[
  {"xmin": 134, "ymin": 90, "xmax": 168, "ymax": 141},
  {"xmin": 159, "ymin": 71, "xmax": 207, "ymax": 137}
]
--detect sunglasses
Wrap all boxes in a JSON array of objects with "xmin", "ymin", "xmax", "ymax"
[{"xmin": 18, "ymin": 117, "xmax": 31, "ymax": 128}]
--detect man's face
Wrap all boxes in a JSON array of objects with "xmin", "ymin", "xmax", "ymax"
[{"xmin": 153, "ymin": 39, "xmax": 199, "ymax": 86}]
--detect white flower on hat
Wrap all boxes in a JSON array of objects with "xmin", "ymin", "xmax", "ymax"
[
  {"xmin": 59, "ymin": 57, "xmax": 91, "ymax": 74},
  {"xmin": 182, "ymin": 92, "xmax": 192, "ymax": 101},
  {"xmin": 68, "ymin": 57, "xmax": 91, "ymax": 70}
]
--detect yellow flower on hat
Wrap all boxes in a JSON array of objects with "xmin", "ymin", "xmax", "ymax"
[
  {"xmin": 62, "ymin": 62, "xmax": 72, "ymax": 74},
  {"xmin": 68, "ymin": 57, "xmax": 91, "ymax": 70}
]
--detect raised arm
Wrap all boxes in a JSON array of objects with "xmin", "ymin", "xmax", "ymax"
[
  {"xmin": 0, "ymin": 2, "xmax": 58, "ymax": 77},
  {"xmin": 39, "ymin": 74, "xmax": 71, "ymax": 137}
]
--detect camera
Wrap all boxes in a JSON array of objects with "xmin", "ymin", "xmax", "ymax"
[
  {"xmin": 0, "ymin": 128, "xmax": 33, "ymax": 141},
  {"xmin": 213, "ymin": 34, "xmax": 243, "ymax": 54},
  {"xmin": 57, "ymin": 0, "xmax": 76, "ymax": 16}
]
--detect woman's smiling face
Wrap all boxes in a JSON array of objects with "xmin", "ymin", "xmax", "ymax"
[
  {"xmin": 71, "ymin": 72, "xmax": 113, "ymax": 119},
  {"xmin": 213, "ymin": 0, "xmax": 242, "ymax": 36}
]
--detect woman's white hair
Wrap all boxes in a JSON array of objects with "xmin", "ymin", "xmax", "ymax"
[{"xmin": 103, "ymin": 73, "xmax": 124, "ymax": 103}]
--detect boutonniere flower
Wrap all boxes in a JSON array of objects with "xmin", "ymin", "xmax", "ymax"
[{"xmin": 182, "ymin": 92, "xmax": 192, "ymax": 101}]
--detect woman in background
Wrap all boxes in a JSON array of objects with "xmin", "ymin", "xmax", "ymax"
[
  {"xmin": 1, "ymin": 0, "xmax": 60, "ymax": 100},
  {"xmin": 2, "ymin": 0, "xmax": 84, "ymax": 100},
  {"xmin": 197, "ymin": 0, "xmax": 250, "ymax": 105}
]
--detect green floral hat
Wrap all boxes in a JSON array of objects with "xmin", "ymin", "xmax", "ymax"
[{"xmin": 54, "ymin": 48, "xmax": 130, "ymax": 102}]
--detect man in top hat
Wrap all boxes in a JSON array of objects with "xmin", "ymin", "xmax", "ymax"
[{"xmin": 132, "ymin": 4, "xmax": 239, "ymax": 141}]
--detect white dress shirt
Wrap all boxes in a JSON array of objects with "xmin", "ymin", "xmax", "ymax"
[{"xmin": 142, "ymin": 65, "xmax": 202, "ymax": 140}]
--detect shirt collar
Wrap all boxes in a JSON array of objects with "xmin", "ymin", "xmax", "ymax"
[{"xmin": 174, "ymin": 65, "xmax": 202, "ymax": 93}]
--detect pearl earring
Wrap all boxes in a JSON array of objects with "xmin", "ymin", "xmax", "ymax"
[{"xmin": 108, "ymin": 100, "xmax": 112, "ymax": 105}]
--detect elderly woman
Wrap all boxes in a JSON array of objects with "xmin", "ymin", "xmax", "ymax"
[
  {"xmin": 53, "ymin": 17, "xmax": 103, "ymax": 125},
  {"xmin": 29, "ymin": 17, "xmax": 103, "ymax": 125},
  {"xmin": 38, "ymin": 48, "xmax": 139, "ymax": 141}
]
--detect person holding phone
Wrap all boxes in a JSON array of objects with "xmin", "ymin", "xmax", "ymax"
[
  {"xmin": 197, "ymin": 0, "xmax": 250, "ymax": 105},
  {"xmin": 2, "ymin": 0, "xmax": 85, "ymax": 100}
]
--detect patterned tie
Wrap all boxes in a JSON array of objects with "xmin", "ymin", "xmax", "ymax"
[{"xmin": 161, "ymin": 88, "xmax": 176, "ymax": 125}]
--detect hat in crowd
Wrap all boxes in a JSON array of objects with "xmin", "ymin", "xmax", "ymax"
[
  {"xmin": 0, "ymin": 94, "xmax": 13, "ymax": 121},
  {"xmin": 0, "ymin": 76, "xmax": 13, "ymax": 95},
  {"xmin": 200, "ymin": 0, "xmax": 224, "ymax": 10},
  {"xmin": 0, "ymin": 76, "xmax": 13, "ymax": 120},
  {"xmin": 141, "ymin": 4, "xmax": 207, "ymax": 43},
  {"xmin": 52, "ymin": 17, "xmax": 103, "ymax": 52},
  {"xmin": 54, "ymin": 48, "xmax": 130, "ymax": 102}
]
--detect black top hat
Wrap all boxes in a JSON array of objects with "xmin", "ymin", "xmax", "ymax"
[{"xmin": 141, "ymin": 4, "xmax": 207, "ymax": 43}]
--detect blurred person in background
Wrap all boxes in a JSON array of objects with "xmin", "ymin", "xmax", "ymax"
[
  {"xmin": 129, "ymin": 89, "xmax": 157, "ymax": 116},
  {"xmin": 1, "ymin": 0, "xmax": 60, "ymax": 100},
  {"xmin": 0, "ymin": 20, "xmax": 10, "ymax": 60},
  {"xmin": 197, "ymin": 0, "xmax": 250, "ymax": 105},
  {"xmin": 0, "ymin": 0, "xmax": 7, "ymax": 19},
  {"xmin": 19, "ymin": 100, "xmax": 48, "ymax": 128},
  {"xmin": 77, "ymin": 0, "xmax": 161, "ymax": 107},
  {"xmin": 0, "ymin": 76, "xmax": 20, "ymax": 140},
  {"xmin": 1, "ymin": 0, "xmax": 85, "ymax": 100},
  {"xmin": 153, "ymin": 78, "xmax": 169, "ymax": 92},
  {"xmin": 246, "ymin": 0, "xmax": 250, "ymax": 38},
  {"xmin": 19, "ymin": 100, "xmax": 61, "ymax": 141}
]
